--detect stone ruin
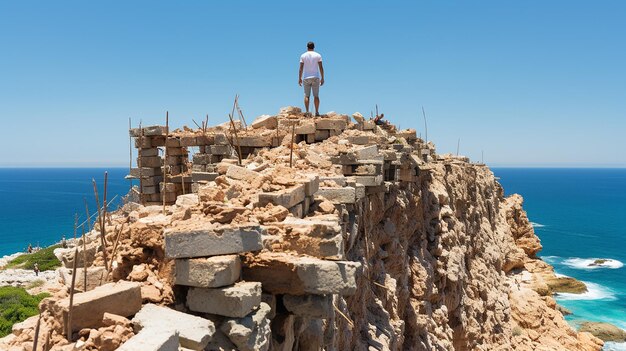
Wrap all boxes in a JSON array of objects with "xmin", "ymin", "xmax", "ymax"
[{"xmin": 3, "ymin": 106, "xmax": 482, "ymax": 351}]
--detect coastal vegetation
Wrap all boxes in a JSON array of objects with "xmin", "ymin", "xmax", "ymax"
[
  {"xmin": 0, "ymin": 286, "xmax": 49, "ymax": 337},
  {"xmin": 3, "ymin": 245, "xmax": 62, "ymax": 271}
]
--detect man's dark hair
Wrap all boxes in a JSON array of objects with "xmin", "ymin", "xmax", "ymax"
[{"xmin": 307, "ymin": 41, "xmax": 315, "ymax": 50}]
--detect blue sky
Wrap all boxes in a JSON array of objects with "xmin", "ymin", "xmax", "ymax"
[{"xmin": 1, "ymin": 1, "xmax": 624, "ymax": 167}]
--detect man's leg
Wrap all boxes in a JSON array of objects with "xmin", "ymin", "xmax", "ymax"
[
  {"xmin": 312, "ymin": 78, "xmax": 320, "ymax": 116},
  {"xmin": 303, "ymin": 79, "xmax": 311, "ymax": 113}
]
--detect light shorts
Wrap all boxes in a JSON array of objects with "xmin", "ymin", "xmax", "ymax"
[{"xmin": 303, "ymin": 77, "xmax": 320, "ymax": 98}]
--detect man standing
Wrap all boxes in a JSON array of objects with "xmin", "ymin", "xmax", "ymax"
[{"xmin": 298, "ymin": 41, "xmax": 324, "ymax": 116}]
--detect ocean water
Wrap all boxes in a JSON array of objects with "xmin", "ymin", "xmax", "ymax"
[
  {"xmin": 494, "ymin": 168, "xmax": 626, "ymax": 349},
  {"xmin": 0, "ymin": 168, "xmax": 130, "ymax": 257}
]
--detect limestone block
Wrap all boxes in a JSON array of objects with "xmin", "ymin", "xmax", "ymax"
[
  {"xmin": 57, "ymin": 266, "xmax": 106, "ymax": 291},
  {"xmin": 242, "ymin": 252, "xmax": 361, "ymax": 295},
  {"xmin": 139, "ymin": 148, "xmax": 159, "ymax": 157},
  {"xmin": 175, "ymin": 194, "xmax": 199, "ymax": 207},
  {"xmin": 297, "ymin": 175, "xmax": 320, "ymax": 196},
  {"xmin": 362, "ymin": 120, "xmax": 376, "ymax": 130},
  {"xmin": 196, "ymin": 134, "xmax": 215, "ymax": 146},
  {"xmin": 283, "ymin": 294, "xmax": 332, "ymax": 318},
  {"xmin": 210, "ymin": 144, "xmax": 231, "ymax": 155},
  {"xmin": 346, "ymin": 135, "xmax": 371, "ymax": 145},
  {"xmin": 319, "ymin": 176, "xmax": 347, "ymax": 187},
  {"xmin": 166, "ymin": 137, "xmax": 181, "ymax": 147},
  {"xmin": 226, "ymin": 165, "xmax": 261, "ymax": 182},
  {"xmin": 215, "ymin": 133, "xmax": 229, "ymax": 145},
  {"xmin": 261, "ymin": 294, "xmax": 277, "ymax": 319},
  {"xmin": 316, "ymin": 187, "xmax": 356, "ymax": 204},
  {"xmin": 192, "ymin": 172, "xmax": 219, "ymax": 182},
  {"xmin": 132, "ymin": 304, "xmax": 215, "ymax": 350},
  {"xmin": 251, "ymin": 115, "xmax": 278, "ymax": 129},
  {"xmin": 117, "ymin": 327, "xmax": 179, "ymax": 351},
  {"xmin": 139, "ymin": 156, "xmax": 162, "ymax": 168},
  {"xmin": 258, "ymin": 184, "xmax": 305, "ymax": 209},
  {"xmin": 295, "ymin": 121, "xmax": 316, "ymax": 134},
  {"xmin": 314, "ymin": 129, "xmax": 330, "ymax": 141},
  {"xmin": 315, "ymin": 118, "xmax": 346, "ymax": 130},
  {"xmin": 187, "ymin": 281, "xmax": 262, "ymax": 318},
  {"xmin": 354, "ymin": 145, "xmax": 378, "ymax": 160},
  {"xmin": 354, "ymin": 175, "xmax": 383, "ymax": 187},
  {"xmin": 270, "ymin": 216, "xmax": 344, "ymax": 260},
  {"xmin": 288, "ymin": 203, "xmax": 304, "ymax": 218},
  {"xmin": 130, "ymin": 167, "xmax": 163, "ymax": 178},
  {"xmin": 238, "ymin": 136, "xmax": 272, "ymax": 147},
  {"xmin": 50, "ymin": 281, "xmax": 142, "ymax": 333},
  {"xmin": 180, "ymin": 136, "xmax": 198, "ymax": 147},
  {"xmin": 220, "ymin": 302, "xmax": 272, "ymax": 351},
  {"xmin": 164, "ymin": 224, "xmax": 263, "ymax": 259},
  {"xmin": 175, "ymin": 255, "xmax": 241, "ymax": 288},
  {"xmin": 192, "ymin": 164, "xmax": 206, "ymax": 172}
]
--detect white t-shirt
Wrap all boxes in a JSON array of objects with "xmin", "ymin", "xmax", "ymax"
[{"xmin": 300, "ymin": 51, "xmax": 323, "ymax": 79}]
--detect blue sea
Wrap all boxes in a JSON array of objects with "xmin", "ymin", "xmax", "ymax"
[
  {"xmin": 0, "ymin": 168, "xmax": 624, "ymax": 348},
  {"xmin": 0, "ymin": 168, "xmax": 130, "ymax": 256},
  {"xmin": 494, "ymin": 168, "xmax": 626, "ymax": 350}
]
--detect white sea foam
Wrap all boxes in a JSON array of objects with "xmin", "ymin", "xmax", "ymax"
[
  {"xmin": 541, "ymin": 255, "xmax": 560, "ymax": 264},
  {"xmin": 530, "ymin": 222, "xmax": 545, "ymax": 228},
  {"xmin": 556, "ymin": 281, "xmax": 617, "ymax": 301},
  {"xmin": 604, "ymin": 341, "xmax": 626, "ymax": 351},
  {"xmin": 562, "ymin": 258, "xmax": 624, "ymax": 270}
]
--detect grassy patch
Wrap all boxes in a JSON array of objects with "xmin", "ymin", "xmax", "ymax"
[
  {"xmin": 0, "ymin": 286, "xmax": 50, "ymax": 338},
  {"xmin": 4, "ymin": 245, "xmax": 62, "ymax": 271}
]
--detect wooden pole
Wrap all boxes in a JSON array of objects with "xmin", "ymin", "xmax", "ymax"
[
  {"xmin": 66, "ymin": 247, "xmax": 78, "ymax": 341},
  {"xmin": 32, "ymin": 314, "xmax": 41, "ymax": 351},
  {"xmin": 91, "ymin": 179, "xmax": 109, "ymax": 271},
  {"xmin": 108, "ymin": 222, "xmax": 125, "ymax": 274},
  {"xmin": 43, "ymin": 329, "xmax": 51, "ymax": 351},
  {"xmin": 289, "ymin": 123, "xmax": 295, "ymax": 168},
  {"xmin": 163, "ymin": 111, "xmax": 169, "ymax": 214},
  {"xmin": 128, "ymin": 117, "xmax": 133, "ymax": 192},
  {"xmin": 228, "ymin": 113, "xmax": 243, "ymax": 165},
  {"xmin": 83, "ymin": 198, "xmax": 91, "ymax": 232},
  {"xmin": 138, "ymin": 121, "xmax": 144, "ymax": 205},
  {"xmin": 422, "ymin": 106, "xmax": 428, "ymax": 143},
  {"xmin": 102, "ymin": 171, "xmax": 110, "ymax": 227},
  {"xmin": 73, "ymin": 214, "xmax": 78, "ymax": 241},
  {"xmin": 81, "ymin": 224, "xmax": 87, "ymax": 291}
]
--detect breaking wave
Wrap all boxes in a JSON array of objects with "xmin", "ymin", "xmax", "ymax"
[
  {"xmin": 562, "ymin": 258, "xmax": 624, "ymax": 270},
  {"xmin": 604, "ymin": 341, "xmax": 626, "ymax": 351},
  {"xmin": 556, "ymin": 281, "xmax": 617, "ymax": 301},
  {"xmin": 530, "ymin": 222, "xmax": 545, "ymax": 228}
]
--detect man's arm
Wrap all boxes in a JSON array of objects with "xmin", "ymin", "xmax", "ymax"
[
  {"xmin": 299, "ymin": 62, "xmax": 304, "ymax": 86},
  {"xmin": 318, "ymin": 61, "xmax": 324, "ymax": 86}
]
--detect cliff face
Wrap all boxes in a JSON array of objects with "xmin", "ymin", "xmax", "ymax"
[{"xmin": 334, "ymin": 162, "xmax": 602, "ymax": 351}]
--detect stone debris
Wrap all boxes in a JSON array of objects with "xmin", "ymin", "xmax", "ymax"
[
  {"xmin": 175, "ymin": 254, "xmax": 241, "ymax": 288},
  {"xmin": 164, "ymin": 224, "xmax": 263, "ymax": 258},
  {"xmin": 242, "ymin": 252, "xmax": 361, "ymax": 295},
  {"xmin": 187, "ymin": 281, "xmax": 262, "ymax": 318},
  {"xmin": 47, "ymin": 281, "xmax": 142, "ymax": 332},
  {"xmin": 2, "ymin": 105, "xmax": 602, "ymax": 351},
  {"xmin": 132, "ymin": 304, "xmax": 215, "ymax": 350}
]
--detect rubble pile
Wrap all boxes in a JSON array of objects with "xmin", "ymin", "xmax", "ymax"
[{"xmin": 0, "ymin": 106, "xmax": 603, "ymax": 351}]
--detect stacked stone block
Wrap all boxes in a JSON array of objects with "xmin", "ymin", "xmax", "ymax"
[
  {"xmin": 130, "ymin": 126, "xmax": 167, "ymax": 205},
  {"xmin": 257, "ymin": 175, "xmax": 319, "ymax": 218}
]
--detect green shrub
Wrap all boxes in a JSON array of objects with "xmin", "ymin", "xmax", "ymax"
[
  {"xmin": 4, "ymin": 244, "xmax": 62, "ymax": 271},
  {"xmin": 0, "ymin": 286, "xmax": 49, "ymax": 337}
]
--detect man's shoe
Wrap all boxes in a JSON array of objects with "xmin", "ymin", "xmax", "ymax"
[{"xmin": 315, "ymin": 112, "xmax": 321, "ymax": 117}]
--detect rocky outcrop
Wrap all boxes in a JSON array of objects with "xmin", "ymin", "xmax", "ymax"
[
  {"xmin": 0, "ymin": 107, "xmax": 604, "ymax": 351},
  {"xmin": 579, "ymin": 322, "xmax": 626, "ymax": 342}
]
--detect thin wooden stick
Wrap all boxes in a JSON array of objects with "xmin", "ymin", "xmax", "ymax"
[
  {"xmin": 138, "ymin": 121, "xmax": 144, "ymax": 204},
  {"xmin": 81, "ymin": 224, "xmax": 87, "ymax": 291},
  {"xmin": 333, "ymin": 301, "xmax": 354, "ymax": 328},
  {"xmin": 236, "ymin": 98, "xmax": 247, "ymax": 129},
  {"xmin": 91, "ymin": 179, "xmax": 109, "ymax": 271},
  {"xmin": 103, "ymin": 171, "xmax": 110, "ymax": 227},
  {"xmin": 43, "ymin": 329, "xmax": 51, "ymax": 351},
  {"xmin": 289, "ymin": 123, "xmax": 295, "ymax": 168},
  {"xmin": 192, "ymin": 119, "xmax": 202, "ymax": 129},
  {"xmin": 163, "ymin": 111, "xmax": 169, "ymax": 214},
  {"xmin": 83, "ymin": 198, "xmax": 91, "ymax": 232},
  {"xmin": 44, "ymin": 330, "xmax": 51, "ymax": 351},
  {"xmin": 73, "ymin": 214, "xmax": 78, "ymax": 241},
  {"xmin": 32, "ymin": 314, "xmax": 41, "ymax": 351},
  {"xmin": 108, "ymin": 222, "xmax": 125, "ymax": 274},
  {"xmin": 204, "ymin": 114, "xmax": 209, "ymax": 133},
  {"xmin": 129, "ymin": 117, "xmax": 133, "ymax": 192},
  {"xmin": 228, "ymin": 113, "xmax": 243, "ymax": 165},
  {"xmin": 67, "ymin": 247, "xmax": 79, "ymax": 340}
]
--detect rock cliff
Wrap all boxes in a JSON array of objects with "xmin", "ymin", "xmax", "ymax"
[{"xmin": 0, "ymin": 107, "xmax": 604, "ymax": 351}]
